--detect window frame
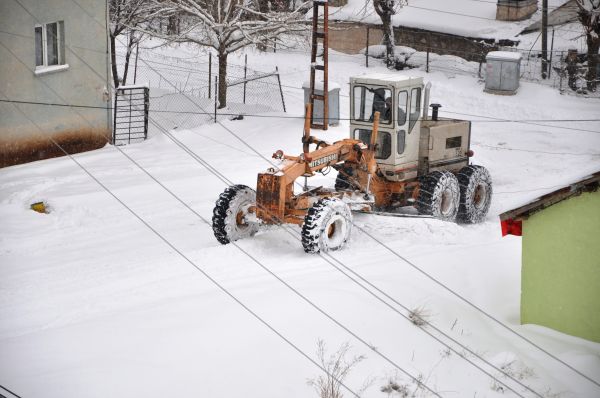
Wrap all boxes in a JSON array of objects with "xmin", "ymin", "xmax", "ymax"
[
  {"xmin": 397, "ymin": 130, "xmax": 406, "ymax": 154},
  {"xmin": 397, "ymin": 90, "xmax": 408, "ymax": 126},
  {"xmin": 353, "ymin": 128, "xmax": 392, "ymax": 160},
  {"xmin": 35, "ymin": 21, "xmax": 65, "ymax": 70},
  {"xmin": 352, "ymin": 85, "xmax": 393, "ymax": 125},
  {"xmin": 408, "ymin": 87, "xmax": 421, "ymax": 134},
  {"xmin": 446, "ymin": 136, "xmax": 462, "ymax": 149}
]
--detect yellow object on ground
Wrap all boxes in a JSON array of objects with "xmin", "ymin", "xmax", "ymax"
[{"xmin": 30, "ymin": 202, "xmax": 48, "ymax": 214}]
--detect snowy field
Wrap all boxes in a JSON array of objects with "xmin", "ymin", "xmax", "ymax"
[{"xmin": 1, "ymin": 43, "xmax": 600, "ymax": 398}]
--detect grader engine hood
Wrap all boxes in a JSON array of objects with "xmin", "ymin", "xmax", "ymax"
[{"xmin": 418, "ymin": 119, "xmax": 471, "ymax": 176}]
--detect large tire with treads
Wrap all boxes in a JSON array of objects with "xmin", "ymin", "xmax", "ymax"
[
  {"xmin": 301, "ymin": 198, "xmax": 352, "ymax": 253},
  {"xmin": 417, "ymin": 171, "xmax": 460, "ymax": 221},
  {"xmin": 212, "ymin": 184, "xmax": 259, "ymax": 244},
  {"xmin": 457, "ymin": 165, "xmax": 492, "ymax": 224}
]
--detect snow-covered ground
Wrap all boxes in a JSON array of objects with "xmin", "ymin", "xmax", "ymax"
[{"xmin": 1, "ymin": 42, "xmax": 600, "ymax": 398}]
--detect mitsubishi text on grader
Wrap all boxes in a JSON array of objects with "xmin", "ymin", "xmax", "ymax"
[{"xmin": 212, "ymin": 74, "xmax": 492, "ymax": 253}]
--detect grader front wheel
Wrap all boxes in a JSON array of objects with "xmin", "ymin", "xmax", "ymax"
[
  {"xmin": 212, "ymin": 185, "xmax": 259, "ymax": 244},
  {"xmin": 301, "ymin": 198, "xmax": 353, "ymax": 253}
]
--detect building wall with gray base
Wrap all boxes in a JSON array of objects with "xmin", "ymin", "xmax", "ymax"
[{"xmin": 0, "ymin": 0, "xmax": 111, "ymax": 168}]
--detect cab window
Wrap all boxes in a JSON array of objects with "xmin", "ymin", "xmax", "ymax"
[
  {"xmin": 353, "ymin": 86, "xmax": 392, "ymax": 124},
  {"xmin": 354, "ymin": 129, "xmax": 391, "ymax": 159},
  {"xmin": 397, "ymin": 91, "xmax": 408, "ymax": 126},
  {"xmin": 409, "ymin": 87, "xmax": 421, "ymax": 133},
  {"xmin": 397, "ymin": 130, "xmax": 406, "ymax": 154}
]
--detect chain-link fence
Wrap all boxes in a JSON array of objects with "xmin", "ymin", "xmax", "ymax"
[
  {"xmin": 501, "ymin": 48, "xmax": 600, "ymax": 97},
  {"xmin": 118, "ymin": 51, "xmax": 287, "ymax": 130},
  {"xmin": 367, "ymin": 44, "xmax": 599, "ymax": 98}
]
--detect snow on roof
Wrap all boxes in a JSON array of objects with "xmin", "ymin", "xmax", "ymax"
[
  {"xmin": 301, "ymin": 80, "xmax": 342, "ymax": 90},
  {"xmin": 355, "ymin": 73, "xmax": 414, "ymax": 82},
  {"xmin": 499, "ymin": 169, "xmax": 600, "ymax": 220},
  {"xmin": 329, "ymin": 0, "xmax": 567, "ymax": 41},
  {"xmin": 486, "ymin": 51, "xmax": 523, "ymax": 61}
]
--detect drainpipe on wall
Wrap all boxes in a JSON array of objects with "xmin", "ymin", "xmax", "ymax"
[{"xmin": 105, "ymin": 0, "xmax": 113, "ymax": 143}]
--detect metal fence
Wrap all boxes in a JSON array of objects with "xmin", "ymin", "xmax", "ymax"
[
  {"xmin": 120, "ymin": 51, "xmax": 287, "ymax": 131},
  {"xmin": 505, "ymin": 48, "xmax": 599, "ymax": 97},
  {"xmin": 367, "ymin": 45, "xmax": 599, "ymax": 98}
]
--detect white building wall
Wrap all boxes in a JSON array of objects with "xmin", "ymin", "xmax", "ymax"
[{"xmin": 0, "ymin": 0, "xmax": 111, "ymax": 167}]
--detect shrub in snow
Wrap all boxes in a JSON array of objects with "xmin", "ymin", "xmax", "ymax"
[
  {"xmin": 307, "ymin": 340, "xmax": 369, "ymax": 398},
  {"xmin": 408, "ymin": 306, "xmax": 431, "ymax": 327}
]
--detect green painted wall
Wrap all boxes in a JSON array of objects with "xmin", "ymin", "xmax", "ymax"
[{"xmin": 521, "ymin": 189, "xmax": 600, "ymax": 342}]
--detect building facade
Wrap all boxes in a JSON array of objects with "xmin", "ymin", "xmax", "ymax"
[
  {"xmin": 0, "ymin": 0, "xmax": 112, "ymax": 168},
  {"xmin": 500, "ymin": 172, "xmax": 600, "ymax": 343}
]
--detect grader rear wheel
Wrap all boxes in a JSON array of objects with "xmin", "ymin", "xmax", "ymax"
[
  {"xmin": 417, "ymin": 171, "xmax": 460, "ymax": 221},
  {"xmin": 457, "ymin": 165, "xmax": 492, "ymax": 224},
  {"xmin": 212, "ymin": 185, "xmax": 259, "ymax": 244},
  {"xmin": 301, "ymin": 198, "xmax": 352, "ymax": 253}
]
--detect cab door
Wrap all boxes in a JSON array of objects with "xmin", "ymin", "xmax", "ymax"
[{"xmin": 395, "ymin": 86, "xmax": 422, "ymax": 179}]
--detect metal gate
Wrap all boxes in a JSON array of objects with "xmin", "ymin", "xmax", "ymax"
[{"xmin": 113, "ymin": 86, "xmax": 149, "ymax": 145}]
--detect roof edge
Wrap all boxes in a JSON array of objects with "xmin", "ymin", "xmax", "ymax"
[{"xmin": 499, "ymin": 171, "xmax": 600, "ymax": 221}]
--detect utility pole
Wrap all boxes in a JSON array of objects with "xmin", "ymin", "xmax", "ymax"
[{"xmin": 541, "ymin": 0, "xmax": 548, "ymax": 79}]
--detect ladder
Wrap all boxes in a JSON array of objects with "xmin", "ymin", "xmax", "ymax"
[{"xmin": 309, "ymin": 0, "xmax": 329, "ymax": 130}]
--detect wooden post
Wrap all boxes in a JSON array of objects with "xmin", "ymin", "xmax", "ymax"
[
  {"xmin": 214, "ymin": 76, "xmax": 218, "ymax": 123},
  {"xmin": 243, "ymin": 54, "xmax": 247, "ymax": 104},
  {"xmin": 559, "ymin": 51, "xmax": 564, "ymax": 92},
  {"xmin": 275, "ymin": 66, "xmax": 286, "ymax": 112},
  {"xmin": 542, "ymin": 0, "xmax": 548, "ymax": 79},
  {"xmin": 133, "ymin": 41, "xmax": 139, "ymax": 84},
  {"xmin": 548, "ymin": 27, "xmax": 555, "ymax": 79},
  {"xmin": 426, "ymin": 47, "xmax": 430, "ymax": 73},
  {"xmin": 366, "ymin": 26, "xmax": 370, "ymax": 68},
  {"xmin": 208, "ymin": 52, "xmax": 212, "ymax": 99}
]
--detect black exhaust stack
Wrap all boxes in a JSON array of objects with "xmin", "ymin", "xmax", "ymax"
[{"xmin": 430, "ymin": 103, "xmax": 442, "ymax": 121}]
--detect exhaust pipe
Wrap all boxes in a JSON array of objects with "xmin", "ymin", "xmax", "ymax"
[
  {"xmin": 430, "ymin": 103, "xmax": 442, "ymax": 121},
  {"xmin": 422, "ymin": 82, "xmax": 432, "ymax": 120}
]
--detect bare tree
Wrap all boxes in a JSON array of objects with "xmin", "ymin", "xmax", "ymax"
[
  {"xmin": 146, "ymin": 0, "xmax": 311, "ymax": 108},
  {"xmin": 373, "ymin": 0, "xmax": 406, "ymax": 68},
  {"xmin": 109, "ymin": 0, "xmax": 160, "ymax": 88},
  {"xmin": 574, "ymin": 0, "xmax": 600, "ymax": 90}
]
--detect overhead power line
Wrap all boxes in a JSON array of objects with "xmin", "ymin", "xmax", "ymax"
[
  {"xmin": 4, "ymin": 0, "xmax": 600, "ymax": 392},
  {"xmin": 1, "ymin": 86, "xmax": 368, "ymax": 398},
  {"xmin": 2, "ymin": 99, "xmax": 600, "ymax": 129},
  {"xmin": 0, "ymin": 16, "xmax": 533, "ymax": 398},
  {"xmin": 123, "ymin": 34, "xmax": 600, "ymax": 392},
  {"xmin": 1, "ymin": 43, "xmax": 539, "ymax": 398},
  {"xmin": 1, "ymin": 4, "xmax": 443, "ymax": 394},
  {"xmin": 0, "ymin": 383, "xmax": 24, "ymax": 398}
]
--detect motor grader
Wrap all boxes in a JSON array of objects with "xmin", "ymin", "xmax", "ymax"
[{"xmin": 212, "ymin": 74, "xmax": 492, "ymax": 253}]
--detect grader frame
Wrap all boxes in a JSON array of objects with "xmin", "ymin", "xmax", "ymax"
[{"xmin": 254, "ymin": 105, "xmax": 420, "ymax": 226}]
